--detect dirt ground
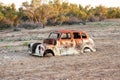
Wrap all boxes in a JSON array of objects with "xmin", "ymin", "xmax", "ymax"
[{"xmin": 0, "ymin": 19, "xmax": 120, "ymax": 80}]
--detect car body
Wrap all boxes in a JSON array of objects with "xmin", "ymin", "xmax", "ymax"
[{"xmin": 28, "ymin": 30, "xmax": 96, "ymax": 56}]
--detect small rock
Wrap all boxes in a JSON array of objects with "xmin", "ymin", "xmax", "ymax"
[{"xmin": 3, "ymin": 56, "xmax": 10, "ymax": 59}]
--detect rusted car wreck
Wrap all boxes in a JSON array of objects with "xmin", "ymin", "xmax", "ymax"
[{"xmin": 28, "ymin": 30, "xmax": 96, "ymax": 57}]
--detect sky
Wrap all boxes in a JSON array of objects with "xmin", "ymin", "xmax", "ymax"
[{"xmin": 0, "ymin": 0, "xmax": 120, "ymax": 9}]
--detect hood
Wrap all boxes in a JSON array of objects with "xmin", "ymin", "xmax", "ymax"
[{"xmin": 43, "ymin": 38, "xmax": 57, "ymax": 45}]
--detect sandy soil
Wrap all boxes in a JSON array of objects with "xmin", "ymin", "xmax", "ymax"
[{"xmin": 0, "ymin": 20, "xmax": 120, "ymax": 80}]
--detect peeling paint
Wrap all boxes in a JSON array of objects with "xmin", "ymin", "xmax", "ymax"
[{"xmin": 29, "ymin": 30, "xmax": 96, "ymax": 56}]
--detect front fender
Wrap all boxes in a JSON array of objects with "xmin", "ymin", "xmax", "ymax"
[
  {"xmin": 35, "ymin": 44, "xmax": 46, "ymax": 56},
  {"xmin": 29, "ymin": 43, "xmax": 46, "ymax": 56}
]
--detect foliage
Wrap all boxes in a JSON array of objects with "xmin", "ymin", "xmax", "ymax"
[
  {"xmin": 0, "ymin": 0, "xmax": 120, "ymax": 29},
  {"xmin": 107, "ymin": 7, "xmax": 120, "ymax": 18},
  {"xmin": 22, "ymin": 42, "xmax": 29, "ymax": 46}
]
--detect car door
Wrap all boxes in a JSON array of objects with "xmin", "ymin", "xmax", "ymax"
[
  {"xmin": 59, "ymin": 32, "xmax": 76, "ymax": 55},
  {"xmin": 73, "ymin": 32, "xmax": 83, "ymax": 49},
  {"xmin": 60, "ymin": 32, "xmax": 73, "ymax": 48}
]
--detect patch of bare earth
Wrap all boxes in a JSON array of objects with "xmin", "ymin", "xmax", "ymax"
[{"xmin": 0, "ymin": 20, "xmax": 120, "ymax": 80}]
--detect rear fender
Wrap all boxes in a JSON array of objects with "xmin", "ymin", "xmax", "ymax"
[{"xmin": 81, "ymin": 45, "xmax": 96, "ymax": 53}]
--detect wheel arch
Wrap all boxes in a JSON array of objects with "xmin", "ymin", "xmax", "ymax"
[
  {"xmin": 43, "ymin": 49, "xmax": 55, "ymax": 56},
  {"xmin": 83, "ymin": 45, "xmax": 95, "ymax": 53}
]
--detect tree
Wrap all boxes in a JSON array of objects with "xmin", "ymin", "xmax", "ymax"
[
  {"xmin": 21, "ymin": 0, "xmax": 50, "ymax": 27},
  {"xmin": 107, "ymin": 7, "xmax": 120, "ymax": 18},
  {"xmin": 0, "ymin": 3, "xmax": 19, "ymax": 27},
  {"xmin": 94, "ymin": 5, "xmax": 107, "ymax": 20}
]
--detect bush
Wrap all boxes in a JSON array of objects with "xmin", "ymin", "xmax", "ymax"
[
  {"xmin": 0, "ymin": 19, "xmax": 11, "ymax": 30},
  {"xmin": 18, "ymin": 22, "xmax": 43, "ymax": 29},
  {"xmin": 89, "ymin": 16, "xmax": 100, "ymax": 22},
  {"xmin": 22, "ymin": 42, "xmax": 29, "ymax": 46},
  {"xmin": 0, "ymin": 38, "xmax": 4, "ymax": 42},
  {"xmin": 63, "ymin": 17, "xmax": 86, "ymax": 25}
]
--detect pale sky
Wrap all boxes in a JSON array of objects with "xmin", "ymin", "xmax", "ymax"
[{"xmin": 0, "ymin": 0, "xmax": 120, "ymax": 9}]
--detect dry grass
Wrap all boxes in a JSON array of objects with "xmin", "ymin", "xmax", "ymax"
[{"xmin": 0, "ymin": 19, "xmax": 120, "ymax": 80}]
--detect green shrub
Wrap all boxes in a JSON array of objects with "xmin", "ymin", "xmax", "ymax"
[
  {"xmin": 22, "ymin": 42, "xmax": 29, "ymax": 46},
  {"xmin": 0, "ymin": 38, "xmax": 4, "ymax": 42}
]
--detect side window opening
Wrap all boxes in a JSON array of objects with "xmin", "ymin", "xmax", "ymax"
[
  {"xmin": 73, "ymin": 32, "xmax": 81, "ymax": 39},
  {"xmin": 61, "ymin": 33, "xmax": 71, "ymax": 39}
]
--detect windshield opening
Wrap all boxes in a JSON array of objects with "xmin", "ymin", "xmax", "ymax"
[{"xmin": 48, "ymin": 32, "xmax": 60, "ymax": 39}]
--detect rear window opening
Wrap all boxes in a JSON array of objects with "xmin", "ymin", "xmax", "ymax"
[{"xmin": 81, "ymin": 34, "xmax": 87, "ymax": 39}]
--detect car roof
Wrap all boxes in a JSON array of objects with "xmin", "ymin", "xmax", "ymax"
[{"xmin": 54, "ymin": 30, "xmax": 86, "ymax": 33}]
